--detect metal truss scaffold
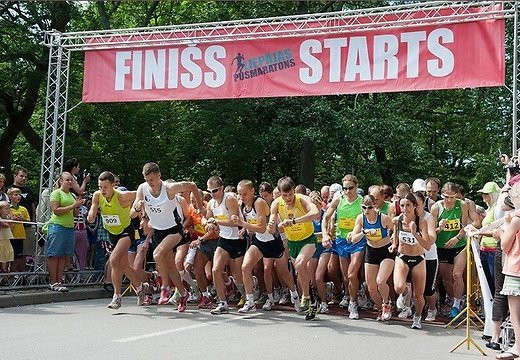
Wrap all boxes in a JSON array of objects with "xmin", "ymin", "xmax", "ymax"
[{"xmin": 36, "ymin": 1, "xmax": 518, "ymax": 276}]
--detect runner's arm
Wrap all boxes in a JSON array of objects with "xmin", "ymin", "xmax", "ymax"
[
  {"xmin": 321, "ymin": 196, "xmax": 340, "ymax": 242},
  {"xmin": 130, "ymin": 185, "xmax": 145, "ymax": 219},
  {"xmin": 349, "ymin": 214, "xmax": 365, "ymax": 243},
  {"xmin": 86, "ymin": 191, "xmax": 100, "ymax": 223}
]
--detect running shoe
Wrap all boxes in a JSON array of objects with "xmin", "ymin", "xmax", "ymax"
[
  {"xmin": 262, "ymin": 298, "xmax": 274, "ymax": 311},
  {"xmin": 237, "ymin": 295, "xmax": 247, "ymax": 308},
  {"xmin": 328, "ymin": 293, "xmax": 341, "ymax": 305},
  {"xmin": 299, "ymin": 297, "xmax": 310, "ymax": 313},
  {"xmin": 197, "ymin": 295, "xmax": 212, "ymax": 309},
  {"xmin": 107, "ymin": 295, "xmax": 122, "ymax": 309},
  {"xmin": 279, "ymin": 290, "xmax": 290, "ymax": 305},
  {"xmin": 305, "ymin": 301, "xmax": 318, "ymax": 321},
  {"xmin": 292, "ymin": 295, "xmax": 301, "ymax": 313},
  {"xmin": 396, "ymin": 293, "xmax": 406, "ymax": 311},
  {"xmin": 158, "ymin": 287, "xmax": 172, "ymax": 305},
  {"xmin": 238, "ymin": 302, "xmax": 256, "ymax": 314},
  {"xmin": 449, "ymin": 306, "xmax": 460, "ymax": 319},
  {"xmin": 411, "ymin": 315, "xmax": 422, "ymax": 329},
  {"xmin": 256, "ymin": 293, "xmax": 268, "ymax": 306},
  {"xmin": 339, "ymin": 295, "xmax": 350, "ymax": 308},
  {"xmin": 381, "ymin": 302, "xmax": 392, "ymax": 321},
  {"xmin": 319, "ymin": 302, "xmax": 329, "ymax": 314},
  {"xmin": 376, "ymin": 310, "xmax": 383, "ymax": 321},
  {"xmin": 398, "ymin": 306, "xmax": 412, "ymax": 319},
  {"xmin": 169, "ymin": 287, "xmax": 182, "ymax": 305},
  {"xmin": 178, "ymin": 292, "xmax": 188, "ymax": 312},
  {"xmin": 425, "ymin": 308, "xmax": 437, "ymax": 322},
  {"xmin": 137, "ymin": 283, "xmax": 149, "ymax": 306},
  {"xmin": 210, "ymin": 302, "xmax": 229, "ymax": 315},
  {"xmin": 188, "ymin": 291, "xmax": 201, "ymax": 303},
  {"xmin": 348, "ymin": 301, "xmax": 359, "ymax": 320},
  {"xmin": 150, "ymin": 271, "xmax": 160, "ymax": 292},
  {"xmin": 143, "ymin": 294, "xmax": 153, "ymax": 306}
]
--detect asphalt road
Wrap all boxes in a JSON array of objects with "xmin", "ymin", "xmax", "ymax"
[{"xmin": 1, "ymin": 298, "xmax": 494, "ymax": 360}]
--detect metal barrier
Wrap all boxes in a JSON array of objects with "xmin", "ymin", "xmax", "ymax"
[{"xmin": 0, "ymin": 270, "xmax": 104, "ymax": 291}]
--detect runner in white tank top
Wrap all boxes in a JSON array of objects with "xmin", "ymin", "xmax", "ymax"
[
  {"xmin": 132, "ymin": 162, "xmax": 203, "ymax": 312},
  {"xmin": 236, "ymin": 180, "xmax": 300, "ymax": 314},
  {"xmin": 205, "ymin": 176, "xmax": 246, "ymax": 315}
]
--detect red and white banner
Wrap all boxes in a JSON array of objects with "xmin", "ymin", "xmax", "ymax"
[{"xmin": 82, "ymin": 12, "xmax": 504, "ymax": 102}]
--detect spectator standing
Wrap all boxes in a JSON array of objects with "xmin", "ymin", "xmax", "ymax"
[
  {"xmin": 0, "ymin": 201, "xmax": 14, "ymax": 272},
  {"xmin": 7, "ymin": 188, "xmax": 29, "ymax": 272},
  {"xmin": 8, "ymin": 166, "xmax": 37, "ymax": 259},
  {"xmin": 47, "ymin": 172, "xmax": 84, "ymax": 292},
  {"xmin": 0, "ymin": 173, "xmax": 8, "ymax": 202}
]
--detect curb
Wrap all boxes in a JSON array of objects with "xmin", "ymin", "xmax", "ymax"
[{"xmin": 0, "ymin": 286, "xmax": 112, "ymax": 308}]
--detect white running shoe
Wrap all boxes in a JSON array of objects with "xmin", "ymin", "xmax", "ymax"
[
  {"xmin": 273, "ymin": 287, "xmax": 281, "ymax": 303},
  {"xmin": 348, "ymin": 301, "xmax": 359, "ymax": 319},
  {"xmin": 381, "ymin": 302, "xmax": 392, "ymax": 321},
  {"xmin": 279, "ymin": 290, "xmax": 290, "ymax": 305},
  {"xmin": 319, "ymin": 302, "xmax": 329, "ymax": 314},
  {"xmin": 425, "ymin": 308, "xmax": 437, "ymax": 322},
  {"xmin": 398, "ymin": 306, "xmax": 412, "ymax": 319},
  {"xmin": 339, "ymin": 295, "xmax": 350, "ymax": 308},
  {"xmin": 292, "ymin": 296, "xmax": 301, "ymax": 313},
  {"xmin": 411, "ymin": 315, "xmax": 422, "ymax": 329},
  {"xmin": 238, "ymin": 302, "xmax": 257, "ymax": 314},
  {"xmin": 107, "ymin": 296, "xmax": 122, "ymax": 309},
  {"xmin": 262, "ymin": 298, "xmax": 274, "ymax": 311},
  {"xmin": 210, "ymin": 302, "xmax": 229, "ymax": 315}
]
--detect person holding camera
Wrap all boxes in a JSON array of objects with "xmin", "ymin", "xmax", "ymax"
[{"xmin": 63, "ymin": 158, "xmax": 91, "ymax": 196}]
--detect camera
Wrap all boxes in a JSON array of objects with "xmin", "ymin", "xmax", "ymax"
[{"xmin": 505, "ymin": 160, "xmax": 520, "ymax": 177}]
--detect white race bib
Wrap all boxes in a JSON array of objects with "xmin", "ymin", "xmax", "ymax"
[
  {"xmin": 102, "ymin": 214, "xmax": 121, "ymax": 227},
  {"xmin": 398, "ymin": 231, "xmax": 417, "ymax": 245}
]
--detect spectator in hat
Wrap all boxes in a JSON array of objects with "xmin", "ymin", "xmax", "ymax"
[{"xmin": 476, "ymin": 182, "xmax": 502, "ymax": 295}]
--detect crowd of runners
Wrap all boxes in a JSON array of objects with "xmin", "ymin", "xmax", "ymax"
[{"xmin": 1, "ymin": 159, "xmax": 519, "ymax": 359}]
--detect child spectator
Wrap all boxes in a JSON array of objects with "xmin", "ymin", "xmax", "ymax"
[
  {"xmin": 7, "ymin": 188, "xmax": 29, "ymax": 272},
  {"xmin": 0, "ymin": 201, "xmax": 14, "ymax": 272}
]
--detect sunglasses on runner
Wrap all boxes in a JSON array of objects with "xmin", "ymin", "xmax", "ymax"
[
  {"xmin": 361, "ymin": 205, "xmax": 374, "ymax": 210},
  {"xmin": 208, "ymin": 187, "xmax": 220, "ymax": 194},
  {"xmin": 343, "ymin": 185, "xmax": 355, "ymax": 190},
  {"xmin": 442, "ymin": 193, "xmax": 457, "ymax": 199}
]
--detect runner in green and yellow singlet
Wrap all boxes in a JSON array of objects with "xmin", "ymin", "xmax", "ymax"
[
  {"xmin": 430, "ymin": 181, "xmax": 468, "ymax": 319},
  {"xmin": 87, "ymin": 171, "xmax": 146, "ymax": 310},
  {"xmin": 268, "ymin": 177, "xmax": 319, "ymax": 312}
]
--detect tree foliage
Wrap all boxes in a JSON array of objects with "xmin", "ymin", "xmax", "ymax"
[{"xmin": 0, "ymin": 1, "xmax": 513, "ymax": 201}]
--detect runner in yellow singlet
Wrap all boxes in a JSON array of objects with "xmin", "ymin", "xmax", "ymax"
[
  {"xmin": 87, "ymin": 171, "xmax": 147, "ymax": 310},
  {"xmin": 268, "ymin": 177, "xmax": 319, "ymax": 312}
]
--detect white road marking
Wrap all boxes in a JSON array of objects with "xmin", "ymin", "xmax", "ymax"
[{"xmin": 113, "ymin": 312, "xmax": 262, "ymax": 343}]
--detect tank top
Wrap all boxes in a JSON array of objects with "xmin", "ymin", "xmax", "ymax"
[
  {"xmin": 99, "ymin": 190, "xmax": 131, "ymax": 235},
  {"xmin": 436, "ymin": 199, "xmax": 465, "ymax": 248},
  {"xmin": 379, "ymin": 201, "xmax": 390, "ymax": 215},
  {"xmin": 422, "ymin": 212, "xmax": 438, "ymax": 260},
  {"xmin": 277, "ymin": 194, "xmax": 314, "ymax": 241},
  {"xmin": 209, "ymin": 192, "xmax": 239, "ymax": 239},
  {"xmin": 362, "ymin": 213, "xmax": 388, "ymax": 242},
  {"xmin": 143, "ymin": 181, "xmax": 179, "ymax": 230},
  {"xmin": 336, "ymin": 195, "xmax": 362, "ymax": 239},
  {"xmin": 480, "ymin": 204, "xmax": 497, "ymax": 251},
  {"xmin": 503, "ymin": 216, "xmax": 520, "ymax": 277},
  {"xmin": 313, "ymin": 209, "xmax": 324, "ymax": 242},
  {"xmin": 241, "ymin": 197, "xmax": 273, "ymax": 242},
  {"xmin": 397, "ymin": 214, "xmax": 422, "ymax": 247}
]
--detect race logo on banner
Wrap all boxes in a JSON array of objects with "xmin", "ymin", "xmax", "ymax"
[{"xmin": 82, "ymin": 7, "xmax": 505, "ymax": 102}]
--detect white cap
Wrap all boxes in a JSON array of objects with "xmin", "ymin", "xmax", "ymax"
[{"xmin": 412, "ymin": 179, "xmax": 427, "ymax": 192}]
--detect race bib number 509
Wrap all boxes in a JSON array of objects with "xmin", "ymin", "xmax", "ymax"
[{"xmin": 102, "ymin": 214, "xmax": 121, "ymax": 226}]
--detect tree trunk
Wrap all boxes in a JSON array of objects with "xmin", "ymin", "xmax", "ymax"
[
  {"xmin": 299, "ymin": 137, "xmax": 315, "ymax": 189},
  {"xmin": 374, "ymin": 145, "xmax": 393, "ymax": 185}
]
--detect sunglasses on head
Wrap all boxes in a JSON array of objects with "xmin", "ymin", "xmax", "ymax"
[
  {"xmin": 361, "ymin": 205, "xmax": 374, "ymax": 210},
  {"xmin": 343, "ymin": 185, "xmax": 355, "ymax": 190},
  {"xmin": 443, "ymin": 193, "xmax": 456, "ymax": 199},
  {"xmin": 208, "ymin": 187, "xmax": 220, "ymax": 194}
]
